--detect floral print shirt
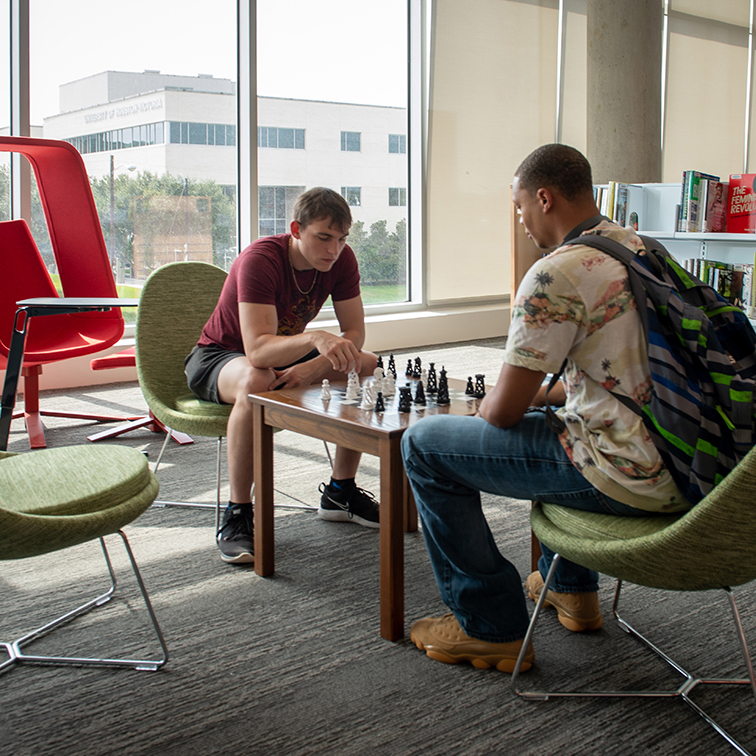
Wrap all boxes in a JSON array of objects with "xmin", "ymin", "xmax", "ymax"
[{"xmin": 504, "ymin": 220, "xmax": 688, "ymax": 512}]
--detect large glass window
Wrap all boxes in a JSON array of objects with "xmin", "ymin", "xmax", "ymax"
[
  {"xmin": 257, "ymin": 0, "xmax": 409, "ymax": 305},
  {"xmin": 29, "ymin": 0, "xmax": 238, "ymax": 288}
]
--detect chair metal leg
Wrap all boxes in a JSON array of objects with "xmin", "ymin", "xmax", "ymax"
[
  {"xmin": 0, "ymin": 531, "xmax": 168, "ymax": 675},
  {"xmin": 512, "ymin": 553, "xmax": 756, "ymax": 755},
  {"xmin": 151, "ymin": 431, "xmax": 221, "ymax": 513}
]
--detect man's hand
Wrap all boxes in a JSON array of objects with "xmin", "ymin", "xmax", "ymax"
[
  {"xmin": 310, "ymin": 330, "xmax": 362, "ymax": 374},
  {"xmin": 478, "ymin": 363, "xmax": 546, "ymax": 428}
]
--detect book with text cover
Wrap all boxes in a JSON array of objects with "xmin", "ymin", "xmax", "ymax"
[
  {"xmin": 727, "ymin": 174, "xmax": 756, "ymax": 233},
  {"xmin": 686, "ymin": 171, "xmax": 720, "ymax": 232},
  {"xmin": 702, "ymin": 179, "xmax": 728, "ymax": 232}
]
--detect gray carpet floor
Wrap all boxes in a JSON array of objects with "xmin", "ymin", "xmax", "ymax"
[{"xmin": 1, "ymin": 339, "xmax": 755, "ymax": 755}]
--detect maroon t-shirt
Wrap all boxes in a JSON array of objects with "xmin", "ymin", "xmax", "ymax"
[{"xmin": 197, "ymin": 234, "xmax": 361, "ymax": 353}]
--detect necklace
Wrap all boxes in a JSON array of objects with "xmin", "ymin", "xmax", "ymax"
[{"xmin": 288, "ymin": 236, "xmax": 319, "ymax": 295}]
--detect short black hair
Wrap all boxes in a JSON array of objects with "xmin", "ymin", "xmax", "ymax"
[
  {"xmin": 293, "ymin": 187, "xmax": 352, "ymax": 232},
  {"xmin": 515, "ymin": 144, "xmax": 594, "ymax": 202}
]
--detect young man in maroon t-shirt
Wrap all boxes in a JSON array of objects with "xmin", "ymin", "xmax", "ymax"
[{"xmin": 185, "ymin": 188, "xmax": 379, "ymax": 563}]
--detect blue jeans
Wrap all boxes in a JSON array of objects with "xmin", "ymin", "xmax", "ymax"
[{"xmin": 400, "ymin": 411, "xmax": 650, "ymax": 643}]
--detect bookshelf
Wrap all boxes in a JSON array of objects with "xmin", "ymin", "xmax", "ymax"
[{"xmin": 510, "ymin": 182, "xmax": 756, "ymax": 309}]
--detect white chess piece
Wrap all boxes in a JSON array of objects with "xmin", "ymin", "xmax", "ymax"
[
  {"xmin": 360, "ymin": 380, "xmax": 376, "ymax": 410},
  {"xmin": 384, "ymin": 373, "xmax": 396, "ymax": 396},
  {"xmin": 345, "ymin": 372, "xmax": 361, "ymax": 401},
  {"xmin": 420, "ymin": 369, "xmax": 428, "ymax": 389},
  {"xmin": 321, "ymin": 379, "xmax": 331, "ymax": 401},
  {"xmin": 373, "ymin": 366, "xmax": 385, "ymax": 394}
]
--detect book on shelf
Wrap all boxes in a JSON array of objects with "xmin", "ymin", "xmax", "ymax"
[
  {"xmin": 680, "ymin": 257, "xmax": 754, "ymax": 316},
  {"xmin": 679, "ymin": 170, "xmax": 720, "ymax": 232},
  {"xmin": 701, "ymin": 179, "xmax": 728, "ymax": 233},
  {"xmin": 727, "ymin": 174, "xmax": 756, "ymax": 233}
]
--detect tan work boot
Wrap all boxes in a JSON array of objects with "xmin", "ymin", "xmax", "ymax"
[
  {"xmin": 526, "ymin": 571, "xmax": 603, "ymax": 632},
  {"xmin": 410, "ymin": 613, "xmax": 534, "ymax": 673}
]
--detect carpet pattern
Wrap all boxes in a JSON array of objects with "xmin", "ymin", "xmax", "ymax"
[{"xmin": 1, "ymin": 339, "xmax": 755, "ymax": 755}]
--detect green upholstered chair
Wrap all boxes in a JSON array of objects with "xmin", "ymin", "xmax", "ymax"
[
  {"xmin": 511, "ymin": 445, "xmax": 756, "ymax": 754},
  {"xmin": 0, "ymin": 444, "xmax": 167, "ymax": 674},
  {"xmin": 135, "ymin": 261, "xmax": 232, "ymax": 527}
]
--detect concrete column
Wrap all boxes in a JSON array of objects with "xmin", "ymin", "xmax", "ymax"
[{"xmin": 586, "ymin": 0, "xmax": 662, "ymax": 184}]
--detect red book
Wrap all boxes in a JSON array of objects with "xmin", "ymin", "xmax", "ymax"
[{"xmin": 727, "ymin": 174, "xmax": 756, "ymax": 233}]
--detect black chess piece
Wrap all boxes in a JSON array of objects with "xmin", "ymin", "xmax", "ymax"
[
  {"xmin": 406, "ymin": 359, "xmax": 413, "ymax": 377},
  {"xmin": 474, "ymin": 374, "xmax": 486, "ymax": 398},
  {"xmin": 412, "ymin": 356, "xmax": 422, "ymax": 379},
  {"xmin": 465, "ymin": 376, "xmax": 475, "ymax": 395},
  {"xmin": 388, "ymin": 354, "xmax": 397, "ymax": 378},
  {"xmin": 397, "ymin": 385, "xmax": 412, "ymax": 412},
  {"xmin": 426, "ymin": 362, "xmax": 437, "ymax": 394},
  {"xmin": 377, "ymin": 355, "xmax": 384, "ymax": 369},
  {"xmin": 414, "ymin": 379, "xmax": 426, "ymax": 405},
  {"xmin": 374, "ymin": 391, "xmax": 385, "ymax": 412},
  {"xmin": 436, "ymin": 382, "xmax": 450, "ymax": 405}
]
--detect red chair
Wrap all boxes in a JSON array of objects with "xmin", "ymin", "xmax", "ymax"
[
  {"xmin": 0, "ymin": 136, "xmax": 129, "ymax": 448},
  {"xmin": 86, "ymin": 347, "xmax": 193, "ymax": 445}
]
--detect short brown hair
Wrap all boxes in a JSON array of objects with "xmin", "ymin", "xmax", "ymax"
[
  {"xmin": 293, "ymin": 187, "xmax": 352, "ymax": 231},
  {"xmin": 515, "ymin": 144, "xmax": 594, "ymax": 202}
]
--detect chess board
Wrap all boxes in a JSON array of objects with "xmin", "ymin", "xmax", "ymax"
[{"xmin": 305, "ymin": 375, "xmax": 487, "ymax": 424}]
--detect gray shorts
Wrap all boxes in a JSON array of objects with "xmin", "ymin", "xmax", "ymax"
[{"xmin": 184, "ymin": 344, "xmax": 319, "ymax": 404}]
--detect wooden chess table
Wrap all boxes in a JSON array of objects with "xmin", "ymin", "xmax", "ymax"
[{"xmin": 248, "ymin": 374, "xmax": 484, "ymax": 641}]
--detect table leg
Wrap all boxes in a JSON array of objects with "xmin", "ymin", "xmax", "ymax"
[
  {"xmin": 403, "ymin": 472, "xmax": 418, "ymax": 533},
  {"xmin": 0, "ymin": 309, "xmax": 29, "ymax": 451},
  {"xmin": 253, "ymin": 403, "xmax": 275, "ymax": 576},
  {"xmin": 379, "ymin": 436, "xmax": 405, "ymax": 641}
]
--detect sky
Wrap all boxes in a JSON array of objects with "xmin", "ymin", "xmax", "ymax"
[{"xmin": 0, "ymin": 0, "xmax": 408, "ymax": 126}]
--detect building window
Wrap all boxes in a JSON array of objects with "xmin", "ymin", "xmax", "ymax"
[
  {"xmin": 340, "ymin": 131, "xmax": 361, "ymax": 152},
  {"xmin": 388, "ymin": 134, "xmax": 406, "ymax": 154},
  {"xmin": 259, "ymin": 186, "xmax": 288, "ymax": 237},
  {"xmin": 167, "ymin": 122, "xmax": 236, "ymax": 146},
  {"xmin": 389, "ymin": 187, "xmax": 407, "ymax": 207},
  {"xmin": 258, "ymin": 126, "xmax": 305, "ymax": 149},
  {"xmin": 340, "ymin": 186, "xmax": 361, "ymax": 206}
]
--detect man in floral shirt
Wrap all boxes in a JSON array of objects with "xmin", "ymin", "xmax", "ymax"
[{"xmin": 402, "ymin": 144, "xmax": 686, "ymax": 673}]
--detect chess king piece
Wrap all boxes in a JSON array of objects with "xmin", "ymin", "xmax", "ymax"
[
  {"xmin": 414, "ymin": 379, "xmax": 426, "ymax": 405},
  {"xmin": 426, "ymin": 362, "xmax": 437, "ymax": 394},
  {"xmin": 397, "ymin": 385, "xmax": 413, "ymax": 413},
  {"xmin": 373, "ymin": 366, "xmax": 386, "ymax": 394},
  {"xmin": 387, "ymin": 354, "xmax": 397, "ymax": 378},
  {"xmin": 321, "ymin": 379, "xmax": 331, "ymax": 401},
  {"xmin": 465, "ymin": 376, "xmax": 475, "ymax": 395},
  {"xmin": 474, "ymin": 374, "xmax": 486, "ymax": 398},
  {"xmin": 374, "ymin": 391, "xmax": 385, "ymax": 412}
]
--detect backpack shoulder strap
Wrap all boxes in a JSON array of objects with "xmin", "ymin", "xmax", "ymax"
[{"xmin": 563, "ymin": 232, "xmax": 652, "ymax": 345}]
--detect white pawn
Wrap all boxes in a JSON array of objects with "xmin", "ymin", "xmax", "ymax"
[
  {"xmin": 420, "ymin": 368, "xmax": 428, "ymax": 389},
  {"xmin": 360, "ymin": 381, "xmax": 376, "ymax": 410},
  {"xmin": 321, "ymin": 379, "xmax": 331, "ymax": 401}
]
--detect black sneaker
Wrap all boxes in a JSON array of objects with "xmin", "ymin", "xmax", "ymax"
[
  {"xmin": 318, "ymin": 482, "xmax": 380, "ymax": 529},
  {"xmin": 216, "ymin": 504, "xmax": 254, "ymax": 564}
]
